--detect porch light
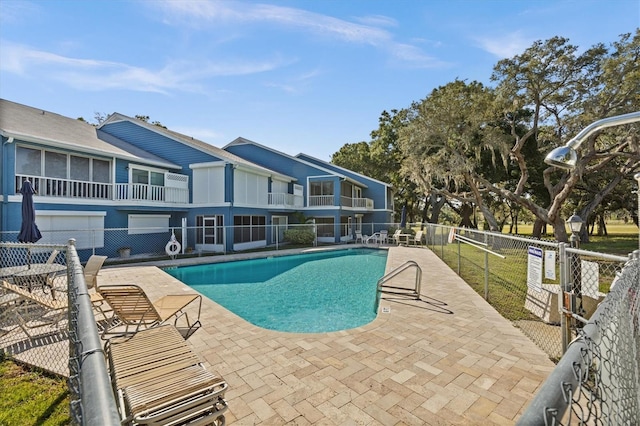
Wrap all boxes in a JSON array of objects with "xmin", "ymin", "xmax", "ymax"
[{"xmin": 566, "ymin": 212, "xmax": 583, "ymax": 248}]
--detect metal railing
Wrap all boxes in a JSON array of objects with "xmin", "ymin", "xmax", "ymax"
[
  {"xmin": 375, "ymin": 260, "xmax": 422, "ymax": 312},
  {"xmin": 66, "ymin": 240, "xmax": 120, "ymax": 425}
]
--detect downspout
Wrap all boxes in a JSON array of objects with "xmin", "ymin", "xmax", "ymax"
[{"xmin": 1, "ymin": 136, "xmax": 15, "ymax": 234}]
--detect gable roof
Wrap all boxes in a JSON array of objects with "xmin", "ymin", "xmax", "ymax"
[
  {"xmin": 295, "ymin": 153, "xmax": 393, "ymax": 189},
  {"xmin": 100, "ymin": 114, "xmax": 295, "ymax": 182},
  {"xmin": 224, "ymin": 137, "xmax": 367, "ymax": 187},
  {"xmin": 0, "ymin": 99, "xmax": 179, "ymax": 169}
]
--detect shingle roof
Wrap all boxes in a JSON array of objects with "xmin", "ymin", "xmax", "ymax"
[
  {"xmin": 0, "ymin": 99, "xmax": 179, "ymax": 169},
  {"xmin": 101, "ymin": 113, "xmax": 295, "ymax": 181}
]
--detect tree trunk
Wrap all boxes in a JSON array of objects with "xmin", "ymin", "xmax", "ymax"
[
  {"xmin": 552, "ymin": 216, "xmax": 569, "ymax": 242},
  {"xmin": 459, "ymin": 203, "xmax": 475, "ymax": 228}
]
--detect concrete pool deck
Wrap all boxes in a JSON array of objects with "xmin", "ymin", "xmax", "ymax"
[{"xmin": 100, "ymin": 245, "xmax": 555, "ymax": 425}]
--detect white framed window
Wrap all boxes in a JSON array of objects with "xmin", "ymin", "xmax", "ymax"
[
  {"xmin": 35, "ymin": 211, "xmax": 106, "ymax": 249},
  {"xmin": 127, "ymin": 214, "xmax": 170, "ymax": 235}
]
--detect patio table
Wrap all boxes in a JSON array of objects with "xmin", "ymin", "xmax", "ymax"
[{"xmin": 11, "ymin": 263, "xmax": 67, "ymax": 297}]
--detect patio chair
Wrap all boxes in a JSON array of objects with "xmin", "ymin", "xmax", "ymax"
[
  {"xmin": 379, "ymin": 230, "xmax": 388, "ymax": 244},
  {"xmin": 391, "ymin": 229, "xmax": 402, "ymax": 245},
  {"xmin": 1, "ymin": 280, "xmax": 68, "ymax": 339},
  {"xmin": 46, "ymin": 249, "xmax": 60, "ymax": 265},
  {"xmin": 50, "ymin": 255, "xmax": 112, "ymax": 322},
  {"xmin": 355, "ymin": 231, "xmax": 365, "ymax": 243},
  {"xmin": 106, "ymin": 324, "xmax": 228, "ymax": 426},
  {"xmin": 410, "ymin": 231, "xmax": 424, "ymax": 246},
  {"xmin": 83, "ymin": 255, "xmax": 108, "ymax": 289},
  {"xmin": 98, "ymin": 284, "xmax": 202, "ymax": 339}
]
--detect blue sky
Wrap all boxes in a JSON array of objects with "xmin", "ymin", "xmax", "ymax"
[{"xmin": 1, "ymin": 1, "xmax": 638, "ymax": 161}]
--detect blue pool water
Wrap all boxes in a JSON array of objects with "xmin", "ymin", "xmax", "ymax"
[{"xmin": 165, "ymin": 248, "xmax": 388, "ymax": 333}]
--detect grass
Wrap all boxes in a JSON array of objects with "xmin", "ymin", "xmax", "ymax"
[{"xmin": 0, "ymin": 359, "xmax": 70, "ymax": 425}]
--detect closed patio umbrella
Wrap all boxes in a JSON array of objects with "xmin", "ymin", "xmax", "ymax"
[
  {"xmin": 17, "ymin": 180, "xmax": 42, "ymax": 244},
  {"xmin": 399, "ymin": 205, "xmax": 407, "ymax": 229}
]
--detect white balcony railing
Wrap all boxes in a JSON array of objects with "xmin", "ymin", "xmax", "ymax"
[
  {"xmin": 309, "ymin": 195, "xmax": 335, "ymax": 207},
  {"xmin": 16, "ymin": 175, "xmax": 112, "ymax": 200},
  {"xmin": 113, "ymin": 183, "xmax": 189, "ymax": 203},
  {"xmin": 15, "ymin": 175, "xmax": 189, "ymax": 204},
  {"xmin": 268, "ymin": 192, "xmax": 304, "ymax": 208},
  {"xmin": 340, "ymin": 196, "xmax": 374, "ymax": 209}
]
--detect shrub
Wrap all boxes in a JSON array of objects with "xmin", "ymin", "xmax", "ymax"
[{"xmin": 283, "ymin": 229, "xmax": 315, "ymax": 245}]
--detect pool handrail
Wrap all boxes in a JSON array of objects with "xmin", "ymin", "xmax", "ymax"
[{"xmin": 375, "ymin": 260, "xmax": 422, "ymax": 312}]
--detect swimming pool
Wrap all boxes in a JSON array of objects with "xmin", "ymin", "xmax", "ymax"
[{"xmin": 165, "ymin": 248, "xmax": 388, "ymax": 333}]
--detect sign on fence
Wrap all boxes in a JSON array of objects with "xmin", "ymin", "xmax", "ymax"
[
  {"xmin": 527, "ymin": 246, "xmax": 543, "ymax": 292},
  {"xmin": 545, "ymin": 250, "xmax": 556, "ymax": 280}
]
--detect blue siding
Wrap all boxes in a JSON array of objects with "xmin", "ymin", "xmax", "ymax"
[{"xmin": 100, "ymin": 121, "xmax": 222, "ymax": 172}]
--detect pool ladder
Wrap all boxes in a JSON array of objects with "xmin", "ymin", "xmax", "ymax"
[{"xmin": 375, "ymin": 261, "xmax": 422, "ymax": 312}]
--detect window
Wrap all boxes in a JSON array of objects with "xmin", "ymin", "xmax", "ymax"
[
  {"xmin": 16, "ymin": 146, "xmax": 42, "ymax": 175},
  {"xmin": 15, "ymin": 145, "xmax": 112, "ymax": 197},
  {"xmin": 36, "ymin": 211, "xmax": 106, "ymax": 249},
  {"xmin": 93, "ymin": 159, "xmax": 110, "ymax": 183},
  {"xmin": 196, "ymin": 215, "xmax": 224, "ymax": 245},
  {"xmin": 310, "ymin": 181, "xmax": 334, "ymax": 196},
  {"xmin": 45, "ymin": 151, "xmax": 67, "ymax": 179},
  {"xmin": 127, "ymin": 215, "xmax": 170, "ymax": 235},
  {"xmin": 315, "ymin": 217, "xmax": 334, "ymax": 237},
  {"xmin": 233, "ymin": 215, "xmax": 266, "ymax": 243},
  {"xmin": 70, "ymin": 156, "xmax": 90, "ymax": 181},
  {"xmin": 131, "ymin": 167, "xmax": 165, "ymax": 186}
]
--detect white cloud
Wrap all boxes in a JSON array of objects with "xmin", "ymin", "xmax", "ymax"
[
  {"xmin": 155, "ymin": 0, "xmax": 446, "ymax": 68},
  {"xmin": 475, "ymin": 31, "xmax": 534, "ymax": 58},
  {"xmin": 0, "ymin": 41, "xmax": 286, "ymax": 93}
]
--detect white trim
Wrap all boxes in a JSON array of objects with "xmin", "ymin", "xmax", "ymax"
[
  {"xmin": 189, "ymin": 161, "xmax": 227, "ymax": 169},
  {"xmin": 35, "ymin": 210, "xmax": 106, "ymax": 217}
]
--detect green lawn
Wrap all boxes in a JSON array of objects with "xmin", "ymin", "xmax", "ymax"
[{"xmin": 0, "ymin": 359, "xmax": 70, "ymax": 425}]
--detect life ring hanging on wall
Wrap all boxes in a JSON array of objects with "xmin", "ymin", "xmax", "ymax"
[{"xmin": 165, "ymin": 233, "xmax": 181, "ymax": 256}]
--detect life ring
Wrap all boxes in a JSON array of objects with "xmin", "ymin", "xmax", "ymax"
[{"xmin": 165, "ymin": 240, "xmax": 181, "ymax": 256}]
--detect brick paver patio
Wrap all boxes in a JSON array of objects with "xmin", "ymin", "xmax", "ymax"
[{"xmin": 100, "ymin": 245, "xmax": 555, "ymax": 425}]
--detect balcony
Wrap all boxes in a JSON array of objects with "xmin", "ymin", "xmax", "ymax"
[
  {"xmin": 114, "ymin": 183, "xmax": 189, "ymax": 204},
  {"xmin": 309, "ymin": 195, "xmax": 335, "ymax": 207},
  {"xmin": 341, "ymin": 196, "xmax": 374, "ymax": 209},
  {"xmin": 268, "ymin": 192, "xmax": 304, "ymax": 208},
  {"xmin": 16, "ymin": 174, "xmax": 189, "ymax": 204}
]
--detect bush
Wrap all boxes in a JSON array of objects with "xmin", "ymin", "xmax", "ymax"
[{"xmin": 283, "ymin": 229, "xmax": 315, "ymax": 245}]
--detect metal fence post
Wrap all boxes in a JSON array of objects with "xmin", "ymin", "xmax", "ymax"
[
  {"xmin": 457, "ymin": 237, "xmax": 461, "ymax": 275},
  {"xmin": 559, "ymin": 242, "xmax": 571, "ymax": 354},
  {"xmin": 484, "ymin": 233, "xmax": 489, "ymax": 300}
]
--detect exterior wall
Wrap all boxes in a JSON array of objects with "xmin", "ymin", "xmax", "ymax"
[
  {"xmin": 225, "ymin": 142, "xmax": 394, "ymax": 241},
  {"xmin": 298, "ymin": 153, "xmax": 393, "ymax": 213},
  {"xmin": 225, "ymin": 143, "xmax": 328, "ymax": 203}
]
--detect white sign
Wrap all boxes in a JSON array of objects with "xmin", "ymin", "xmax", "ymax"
[
  {"xmin": 527, "ymin": 246, "xmax": 543, "ymax": 292},
  {"xmin": 544, "ymin": 250, "xmax": 556, "ymax": 280}
]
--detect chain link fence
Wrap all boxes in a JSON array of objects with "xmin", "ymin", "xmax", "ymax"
[
  {"xmin": 0, "ymin": 222, "xmax": 398, "ymax": 264},
  {"xmin": 422, "ymin": 223, "xmax": 637, "ymax": 424},
  {"xmin": 0, "ymin": 240, "xmax": 119, "ymax": 425},
  {"xmin": 423, "ymin": 224, "xmax": 629, "ymax": 361},
  {"xmin": 1, "ymin": 242, "xmax": 70, "ymax": 376},
  {"xmin": 519, "ymin": 250, "xmax": 639, "ymax": 424}
]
